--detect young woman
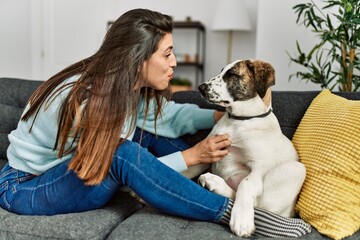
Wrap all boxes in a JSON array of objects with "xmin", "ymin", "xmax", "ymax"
[{"xmin": 0, "ymin": 8, "xmax": 310, "ymax": 237}]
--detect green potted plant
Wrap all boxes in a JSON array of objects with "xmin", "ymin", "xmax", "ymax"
[
  {"xmin": 288, "ymin": 0, "xmax": 360, "ymax": 91},
  {"xmin": 170, "ymin": 77, "xmax": 192, "ymax": 92}
]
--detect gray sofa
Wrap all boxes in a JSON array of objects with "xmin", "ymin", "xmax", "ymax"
[{"xmin": 0, "ymin": 77, "xmax": 359, "ymax": 240}]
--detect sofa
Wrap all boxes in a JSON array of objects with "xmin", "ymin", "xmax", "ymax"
[{"xmin": 0, "ymin": 77, "xmax": 359, "ymax": 240}]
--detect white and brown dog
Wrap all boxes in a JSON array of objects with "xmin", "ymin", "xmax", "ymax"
[{"xmin": 195, "ymin": 59, "xmax": 306, "ymax": 237}]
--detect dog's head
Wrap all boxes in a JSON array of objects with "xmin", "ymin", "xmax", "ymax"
[{"xmin": 198, "ymin": 59, "xmax": 275, "ymax": 107}]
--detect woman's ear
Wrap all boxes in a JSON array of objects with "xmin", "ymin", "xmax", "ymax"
[{"xmin": 134, "ymin": 66, "xmax": 143, "ymax": 90}]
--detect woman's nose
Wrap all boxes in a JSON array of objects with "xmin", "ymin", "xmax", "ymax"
[{"xmin": 171, "ymin": 53, "xmax": 177, "ymax": 67}]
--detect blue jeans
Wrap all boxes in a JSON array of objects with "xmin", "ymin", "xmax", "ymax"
[{"xmin": 0, "ymin": 128, "xmax": 229, "ymax": 223}]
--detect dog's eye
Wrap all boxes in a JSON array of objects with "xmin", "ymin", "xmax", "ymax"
[
  {"xmin": 223, "ymin": 70, "xmax": 242, "ymax": 83},
  {"xmin": 220, "ymin": 68, "xmax": 224, "ymax": 73},
  {"xmin": 225, "ymin": 69, "xmax": 237, "ymax": 77}
]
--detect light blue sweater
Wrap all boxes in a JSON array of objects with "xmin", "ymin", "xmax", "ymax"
[{"xmin": 7, "ymin": 76, "xmax": 215, "ymax": 175}]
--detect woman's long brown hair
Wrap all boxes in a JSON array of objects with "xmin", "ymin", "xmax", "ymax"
[{"xmin": 21, "ymin": 9, "xmax": 173, "ymax": 185}]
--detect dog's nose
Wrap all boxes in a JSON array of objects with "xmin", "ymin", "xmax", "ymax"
[{"xmin": 198, "ymin": 83, "xmax": 208, "ymax": 94}]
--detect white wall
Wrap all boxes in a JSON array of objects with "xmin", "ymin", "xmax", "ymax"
[
  {"xmin": 256, "ymin": 0, "xmax": 322, "ymax": 91},
  {"xmin": 102, "ymin": 0, "xmax": 258, "ymax": 85},
  {"xmin": 0, "ymin": 0, "xmax": 32, "ymax": 79},
  {"xmin": 0, "ymin": 0, "xmax": 323, "ymax": 91}
]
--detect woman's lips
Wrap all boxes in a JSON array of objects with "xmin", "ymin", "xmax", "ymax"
[{"xmin": 168, "ymin": 74, "xmax": 173, "ymax": 80}]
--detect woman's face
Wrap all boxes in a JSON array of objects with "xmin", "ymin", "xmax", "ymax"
[{"xmin": 137, "ymin": 33, "xmax": 177, "ymax": 90}]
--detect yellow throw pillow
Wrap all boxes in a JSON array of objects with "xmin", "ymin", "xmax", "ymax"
[{"xmin": 292, "ymin": 89, "xmax": 360, "ymax": 240}]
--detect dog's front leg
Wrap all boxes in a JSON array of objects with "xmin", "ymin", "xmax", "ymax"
[
  {"xmin": 230, "ymin": 172, "xmax": 263, "ymax": 237},
  {"xmin": 198, "ymin": 172, "xmax": 236, "ymax": 199}
]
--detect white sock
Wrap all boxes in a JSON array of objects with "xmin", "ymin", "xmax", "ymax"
[{"xmin": 219, "ymin": 199, "xmax": 312, "ymax": 238}]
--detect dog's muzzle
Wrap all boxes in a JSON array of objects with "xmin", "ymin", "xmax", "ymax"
[{"xmin": 198, "ymin": 83, "xmax": 209, "ymax": 98}]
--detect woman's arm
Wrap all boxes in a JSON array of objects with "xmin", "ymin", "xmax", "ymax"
[
  {"xmin": 157, "ymin": 110, "xmax": 230, "ymax": 171},
  {"xmin": 157, "ymin": 133, "xmax": 230, "ymax": 173},
  {"xmin": 137, "ymin": 99, "xmax": 216, "ymax": 137},
  {"xmin": 138, "ymin": 98, "xmax": 229, "ymax": 171}
]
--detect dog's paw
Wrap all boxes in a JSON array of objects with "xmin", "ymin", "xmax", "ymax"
[
  {"xmin": 230, "ymin": 203, "xmax": 255, "ymax": 237},
  {"xmin": 198, "ymin": 173, "xmax": 234, "ymax": 198},
  {"xmin": 198, "ymin": 173, "xmax": 227, "ymax": 192},
  {"xmin": 129, "ymin": 191, "xmax": 147, "ymax": 205}
]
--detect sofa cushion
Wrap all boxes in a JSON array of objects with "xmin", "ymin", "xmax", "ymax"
[
  {"xmin": 0, "ymin": 191, "xmax": 142, "ymax": 240},
  {"xmin": 108, "ymin": 205, "xmax": 360, "ymax": 240},
  {"xmin": 292, "ymin": 90, "xmax": 360, "ymax": 240},
  {"xmin": 108, "ymin": 205, "xmax": 236, "ymax": 240},
  {"xmin": 0, "ymin": 103, "xmax": 24, "ymax": 160}
]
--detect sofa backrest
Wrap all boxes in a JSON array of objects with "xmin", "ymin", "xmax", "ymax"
[
  {"xmin": 172, "ymin": 90, "xmax": 360, "ymax": 145},
  {"xmin": 271, "ymin": 91, "xmax": 319, "ymax": 139},
  {"xmin": 1, "ymin": 79, "xmax": 360, "ymax": 162},
  {"xmin": 272, "ymin": 91, "xmax": 360, "ymax": 139}
]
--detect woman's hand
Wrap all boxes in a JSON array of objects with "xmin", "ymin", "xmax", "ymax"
[
  {"xmin": 182, "ymin": 134, "xmax": 231, "ymax": 167},
  {"xmin": 214, "ymin": 111, "xmax": 225, "ymax": 123}
]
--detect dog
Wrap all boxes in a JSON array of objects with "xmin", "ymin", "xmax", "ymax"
[{"xmin": 194, "ymin": 59, "xmax": 306, "ymax": 237}]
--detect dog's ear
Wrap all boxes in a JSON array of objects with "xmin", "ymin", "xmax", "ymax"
[{"xmin": 245, "ymin": 60, "xmax": 275, "ymax": 98}]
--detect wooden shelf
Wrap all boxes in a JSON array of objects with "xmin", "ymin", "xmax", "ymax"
[
  {"xmin": 177, "ymin": 62, "xmax": 204, "ymax": 69},
  {"xmin": 173, "ymin": 21, "xmax": 205, "ymax": 31},
  {"xmin": 173, "ymin": 21, "xmax": 205, "ymax": 86}
]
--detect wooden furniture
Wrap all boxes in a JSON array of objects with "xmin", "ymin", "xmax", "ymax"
[{"xmin": 173, "ymin": 21, "xmax": 206, "ymax": 88}]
